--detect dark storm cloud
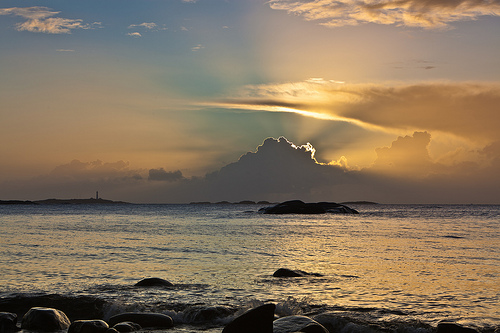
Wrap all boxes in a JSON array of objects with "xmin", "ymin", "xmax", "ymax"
[{"xmin": 148, "ymin": 168, "xmax": 185, "ymax": 182}]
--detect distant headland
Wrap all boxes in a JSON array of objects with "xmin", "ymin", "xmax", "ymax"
[
  {"xmin": 0, "ymin": 198, "xmax": 130, "ymax": 205},
  {"xmin": 1, "ymin": 199, "xmax": 378, "ymax": 205}
]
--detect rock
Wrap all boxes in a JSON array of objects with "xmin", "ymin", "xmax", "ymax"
[
  {"xmin": 437, "ymin": 322, "xmax": 479, "ymax": 333},
  {"xmin": 133, "ymin": 277, "xmax": 173, "ymax": 287},
  {"xmin": 273, "ymin": 268, "xmax": 323, "ymax": 278},
  {"xmin": 222, "ymin": 303, "xmax": 275, "ymax": 333},
  {"xmin": 105, "ymin": 328, "xmax": 119, "ymax": 333},
  {"xmin": 182, "ymin": 306, "xmax": 233, "ymax": 323},
  {"xmin": 68, "ymin": 320, "xmax": 109, "ymax": 333},
  {"xmin": 21, "ymin": 307, "xmax": 71, "ymax": 332},
  {"xmin": 108, "ymin": 313, "xmax": 173, "ymax": 329},
  {"xmin": 273, "ymin": 315, "xmax": 329, "ymax": 333},
  {"xmin": 259, "ymin": 200, "xmax": 358, "ymax": 214},
  {"xmin": 111, "ymin": 322, "xmax": 141, "ymax": 333},
  {"xmin": 0, "ymin": 312, "xmax": 18, "ymax": 332}
]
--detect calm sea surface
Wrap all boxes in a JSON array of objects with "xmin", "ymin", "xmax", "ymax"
[{"xmin": 0, "ymin": 204, "xmax": 498, "ymax": 332}]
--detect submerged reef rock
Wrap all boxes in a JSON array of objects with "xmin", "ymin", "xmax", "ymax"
[
  {"xmin": 21, "ymin": 307, "xmax": 71, "ymax": 332},
  {"xmin": 258, "ymin": 200, "xmax": 359, "ymax": 214},
  {"xmin": 273, "ymin": 268, "xmax": 323, "ymax": 278},
  {"xmin": 437, "ymin": 322, "xmax": 479, "ymax": 333},
  {"xmin": 133, "ymin": 278, "xmax": 173, "ymax": 287},
  {"xmin": 108, "ymin": 313, "xmax": 173, "ymax": 329},
  {"xmin": 222, "ymin": 303, "xmax": 275, "ymax": 333},
  {"xmin": 0, "ymin": 312, "xmax": 18, "ymax": 332},
  {"xmin": 273, "ymin": 315, "xmax": 329, "ymax": 333},
  {"xmin": 68, "ymin": 320, "xmax": 109, "ymax": 333}
]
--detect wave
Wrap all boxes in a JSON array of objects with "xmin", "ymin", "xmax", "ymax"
[{"xmin": 1, "ymin": 292, "xmax": 497, "ymax": 333}]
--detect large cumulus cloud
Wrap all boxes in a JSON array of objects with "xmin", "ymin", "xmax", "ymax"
[
  {"xmin": 1, "ymin": 135, "xmax": 498, "ymax": 204},
  {"xmin": 169, "ymin": 135, "xmax": 499, "ymax": 203}
]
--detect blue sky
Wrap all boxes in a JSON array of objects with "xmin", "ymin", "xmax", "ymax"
[{"xmin": 1, "ymin": 0, "xmax": 499, "ymax": 203}]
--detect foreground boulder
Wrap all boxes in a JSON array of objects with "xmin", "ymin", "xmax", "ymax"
[
  {"xmin": 222, "ymin": 303, "xmax": 275, "ymax": 333},
  {"xmin": 134, "ymin": 278, "xmax": 173, "ymax": 287},
  {"xmin": 68, "ymin": 320, "xmax": 109, "ymax": 333},
  {"xmin": 108, "ymin": 313, "xmax": 173, "ymax": 329},
  {"xmin": 273, "ymin": 315, "xmax": 329, "ymax": 333},
  {"xmin": 21, "ymin": 307, "xmax": 71, "ymax": 332},
  {"xmin": 0, "ymin": 312, "xmax": 18, "ymax": 332},
  {"xmin": 273, "ymin": 268, "xmax": 323, "ymax": 278},
  {"xmin": 111, "ymin": 322, "xmax": 141, "ymax": 333},
  {"xmin": 259, "ymin": 200, "xmax": 358, "ymax": 214}
]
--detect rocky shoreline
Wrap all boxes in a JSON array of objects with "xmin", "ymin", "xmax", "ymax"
[{"xmin": 0, "ymin": 272, "xmax": 493, "ymax": 333}]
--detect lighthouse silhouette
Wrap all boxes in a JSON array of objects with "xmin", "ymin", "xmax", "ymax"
[{"xmin": 96, "ymin": 191, "xmax": 99, "ymax": 200}]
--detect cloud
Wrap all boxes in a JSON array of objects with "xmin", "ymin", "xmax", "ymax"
[
  {"xmin": 167, "ymin": 135, "xmax": 499, "ymax": 203},
  {"xmin": 0, "ymin": 6, "xmax": 58, "ymax": 20},
  {"xmin": 0, "ymin": 6, "xmax": 97, "ymax": 34},
  {"xmin": 1, "ymin": 136, "xmax": 499, "ymax": 203},
  {"xmin": 148, "ymin": 168, "xmax": 185, "ymax": 182},
  {"xmin": 128, "ymin": 22, "xmax": 157, "ymax": 29},
  {"xmin": 49, "ymin": 159, "xmax": 143, "ymax": 181},
  {"xmin": 213, "ymin": 80, "xmax": 500, "ymax": 144},
  {"xmin": 371, "ymin": 131, "xmax": 433, "ymax": 176},
  {"xmin": 191, "ymin": 44, "xmax": 205, "ymax": 51},
  {"xmin": 269, "ymin": 0, "xmax": 500, "ymax": 28},
  {"xmin": 127, "ymin": 32, "xmax": 142, "ymax": 37}
]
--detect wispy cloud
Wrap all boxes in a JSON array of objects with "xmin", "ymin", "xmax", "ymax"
[
  {"xmin": 128, "ymin": 22, "xmax": 158, "ymax": 29},
  {"xmin": 269, "ymin": 0, "xmax": 500, "ymax": 28},
  {"xmin": 191, "ymin": 44, "xmax": 204, "ymax": 51},
  {"xmin": 0, "ymin": 6, "xmax": 98, "ymax": 34},
  {"xmin": 127, "ymin": 32, "xmax": 142, "ymax": 37}
]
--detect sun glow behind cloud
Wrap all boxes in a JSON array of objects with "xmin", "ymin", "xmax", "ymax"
[{"xmin": 210, "ymin": 79, "xmax": 500, "ymax": 145}]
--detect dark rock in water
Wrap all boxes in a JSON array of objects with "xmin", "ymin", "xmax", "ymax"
[
  {"xmin": 134, "ymin": 277, "xmax": 173, "ymax": 287},
  {"xmin": 222, "ymin": 303, "xmax": 275, "ymax": 333},
  {"xmin": 108, "ymin": 313, "xmax": 173, "ymax": 329},
  {"xmin": 273, "ymin": 268, "xmax": 323, "ymax": 278},
  {"xmin": 21, "ymin": 307, "xmax": 71, "ymax": 332},
  {"xmin": 111, "ymin": 322, "xmax": 141, "ymax": 333},
  {"xmin": 182, "ymin": 306, "xmax": 233, "ymax": 324},
  {"xmin": 0, "ymin": 312, "xmax": 18, "ymax": 332},
  {"xmin": 68, "ymin": 320, "xmax": 109, "ymax": 333},
  {"xmin": 258, "ymin": 200, "xmax": 358, "ymax": 214},
  {"xmin": 273, "ymin": 315, "xmax": 329, "ymax": 333},
  {"xmin": 437, "ymin": 322, "xmax": 479, "ymax": 333}
]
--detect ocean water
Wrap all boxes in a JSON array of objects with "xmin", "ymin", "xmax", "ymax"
[{"xmin": 0, "ymin": 203, "xmax": 498, "ymax": 333}]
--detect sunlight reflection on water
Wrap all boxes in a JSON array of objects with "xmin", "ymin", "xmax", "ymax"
[{"xmin": 0, "ymin": 204, "xmax": 498, "ymax": 326}]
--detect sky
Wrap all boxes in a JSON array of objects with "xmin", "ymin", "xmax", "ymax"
[{"xmin": 1, "ymin": 0, "xmax": 499, "ymax": 204}]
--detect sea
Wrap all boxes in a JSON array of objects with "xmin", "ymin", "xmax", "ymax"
[{"xmin": 0, "ymin": 203, "xmax": 498, "ymax": 333}]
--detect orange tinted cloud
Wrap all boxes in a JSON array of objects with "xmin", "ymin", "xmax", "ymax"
[
  {"xmin": 269, "ymin": 0, "xmax": 500, "ymax": 28},
  {"xmin": 0, "ymin": 6, "xmax": 98, "ymax": 33}
]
